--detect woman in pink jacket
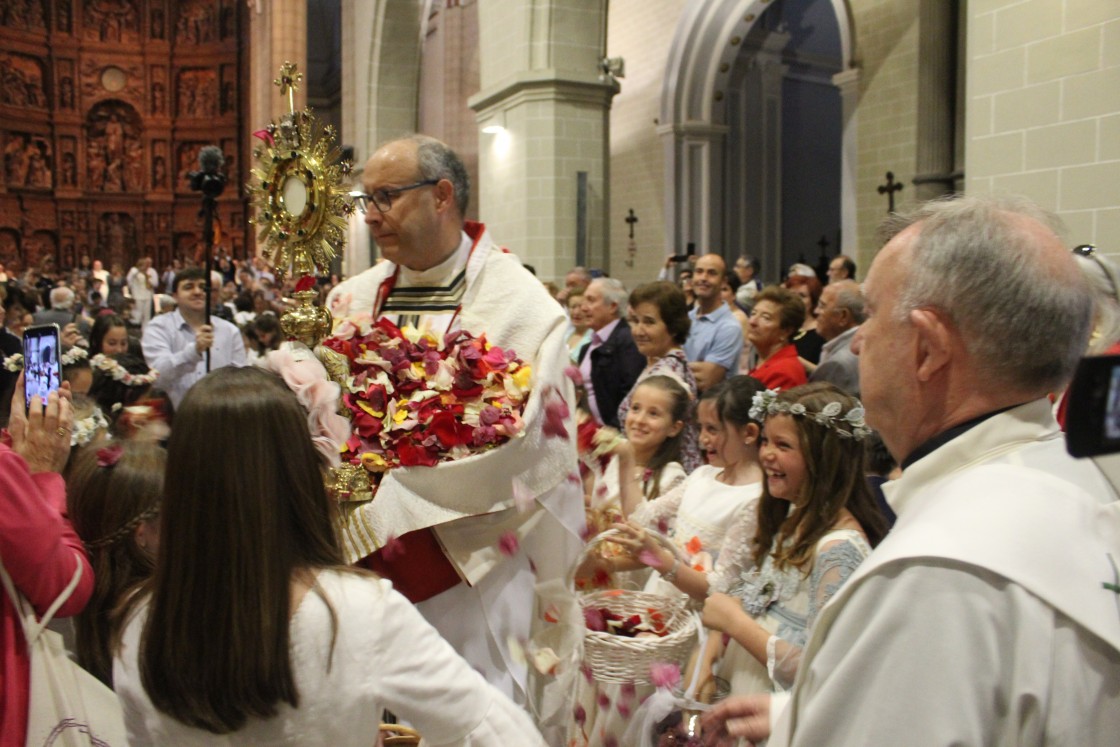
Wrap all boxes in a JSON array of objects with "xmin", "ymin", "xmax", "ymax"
[{"xmin": 0, "ymin": 378, "xmax": 91, "ymax": 746}]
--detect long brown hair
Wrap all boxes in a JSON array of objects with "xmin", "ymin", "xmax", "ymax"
[
  {"xmin": 752, "ymin": 382, "xmax": 887, "ymax": 572},
  {"xmin": 133, "ymin": 366, "xmax": 344, "ymax": 733},
  {"xmin": 67, "ymin": 440, "xmax": 164, "ymax": 685}
]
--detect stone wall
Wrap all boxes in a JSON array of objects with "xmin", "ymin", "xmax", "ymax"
[{"xmin": 967, "ymin": 0, "xmax": 1120, "ymax": 248}]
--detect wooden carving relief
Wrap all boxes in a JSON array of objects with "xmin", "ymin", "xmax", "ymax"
[
  {"xmin": 0, "ymin": 0, "xmax": 46, "ymax": 31},
  {"xmin": 85, "ymin": 101, "xmax": 143, "ymax": 193},
  {"xmin": 0, "ymin": 0, "xmax": 247, "ymax": 272},
  {"xmin": 4, "ymin": 133, "xmax": 52, "ymax": 190},
  {"xmin": 82, "ymin": 0, "xmax": 141, "ymax": 44},
  {"xmin": 0, "ymin": 54, "xmax": 47, "ymax": 110},
  {"xmin": 176, "ymin": 68, "xmax": 218, "ymax": 119},
  {"xmin": 97, "ymin": 212, "xmax": 138, "ymax": 269},
  {"xmin": 176, "ymin": 0, "xmax": 219, "ymax": 45}
]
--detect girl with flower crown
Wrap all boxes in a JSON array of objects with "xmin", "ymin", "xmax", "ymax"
[
  {"xmin": 66, "ymin": 440, "xmax": 164, "ymax": 685},
  {"xmin": 88, "ymin": 353, "xmax": 166, "ymax": 440},
  {"xmin": 569, "ymin": 377, "xmax": 766, "ymax": 747},
  {"xmin": 698, "ymin": 382, "xmax": 888, "ymax": 697}
]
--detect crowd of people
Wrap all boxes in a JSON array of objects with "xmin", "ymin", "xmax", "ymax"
[{"xmin": 0, "ymin": 134, "xmax": 1116, "ymax": 747}]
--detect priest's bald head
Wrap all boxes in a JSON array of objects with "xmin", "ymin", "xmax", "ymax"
[{"xmin": 359, "ymin": 135, "xmax": 470, "ymax": 271}]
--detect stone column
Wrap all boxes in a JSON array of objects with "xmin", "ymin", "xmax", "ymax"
[
  {"xmin": 832, "ymin": 68, "xmax": 860, "ymax": 258},
  {"xmin": 249, "ymin": 0, "xmax": 307, "ymax": 133},
  {"xmin": 339, "ymin": 0, "xmax": 422, "ymax": 276},
  {"xmin": 913, "ymin": 0, "xmax": 958, "ymax": 202},
  {"xmin": 469, "ymin": 0, "xmax": 617, "ymax": 280}
]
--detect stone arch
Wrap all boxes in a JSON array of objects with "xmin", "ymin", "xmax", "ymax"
[{"xmin": 659, "ymin": 0, "xmax": 856, "ymax": 274}]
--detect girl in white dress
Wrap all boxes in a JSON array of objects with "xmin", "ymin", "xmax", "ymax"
[
  {"xmin": 619, "ymin": 375, "xmax": 768, "ymax": 599},
  {"xmin": 699, "ymin": 382, "xmax": 888, "ymax": 697},
  {"xmin": 583, "ymin": 374, "xmax": 690, "ymax": 539},
  {"xmin": 569, "ymin": 377, "xmax": 766, "ymax": 747},
  {"xmin": 112, "ymin": 367, "xmax": 543, "ymax": 746}
]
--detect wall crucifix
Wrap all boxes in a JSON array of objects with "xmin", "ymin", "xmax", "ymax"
[{"xmin": 877, "ymin": 171, "xmax": 904, "ymax": 213}]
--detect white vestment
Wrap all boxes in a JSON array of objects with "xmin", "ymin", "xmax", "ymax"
[
  {"xmin": 769, "ymin": 399, "xmax": 1120, "ymax": 746},
  {"xmin": 326, "ymin": 224, "xmax": 584, "ymax": 710}
]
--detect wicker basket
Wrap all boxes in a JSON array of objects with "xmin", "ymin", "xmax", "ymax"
[{"xmin": 570, "ymin": 529, "xmax": 698, "ymax": 685}]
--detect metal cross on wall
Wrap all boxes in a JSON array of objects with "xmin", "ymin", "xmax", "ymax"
[
  {"xmin": 878, "ymin": 171, "xmax": 904, "ymax": 213},
  {"xmin": 625, "ymin": 208, "xmax": 638, "ymax": 267}
]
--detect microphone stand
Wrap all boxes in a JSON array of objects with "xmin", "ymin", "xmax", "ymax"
[
  {"xmin": 201, "ymin": 194, "xmax": 215, "ymax": 372},
  {"xmin": 188, "ymin": 158, "xmax": 226, "ymax": 373}
]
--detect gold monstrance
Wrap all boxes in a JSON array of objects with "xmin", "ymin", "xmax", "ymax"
[
  {"xmin": 247, "ymin": 62, "xmax": 353, "ymax": 348},
  {"xmin": 247, "ymin": 63, "xmax": 371, "ymax": 502}
]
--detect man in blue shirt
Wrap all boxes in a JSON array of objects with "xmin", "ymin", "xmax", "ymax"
[{"xmin": 683, "ymin": 253, "xmax": 744, "ymax": 391}]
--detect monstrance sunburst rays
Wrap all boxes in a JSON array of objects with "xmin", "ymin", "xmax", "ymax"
[{"xmin": 246, "ymin": 62, "xmax": 355, "ymax": 281}]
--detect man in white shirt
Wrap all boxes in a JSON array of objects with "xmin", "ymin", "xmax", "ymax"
[
  {"xmin": 141, "ymin": 267, "xmax": 246, "ymax": 407},
  {"xmin": 126, "ymin": 256, "xmax": 159, "ymax": 327},
  {"xmin": 704, "ymin": 195, "xmax": 1120, "ymax": 746}
]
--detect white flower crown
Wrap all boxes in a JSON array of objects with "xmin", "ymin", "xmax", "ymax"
[
  {"xmin": 5, "ymin": 346, "xmax": 89, "ymax": 370},
  {"xmin": 71, "ymin": 408, "xmax": 110, "ymax": 447},
  {"xmin": 61, "ymin": 346, "xmax": 89, "ymax": 366},
  {"xmin": 749, "ymin": 388, "xmax": 873, "ymax": 441},
  {"xmin": 90, "ymin": 354, "xmax": 160, "ymax": 387}
]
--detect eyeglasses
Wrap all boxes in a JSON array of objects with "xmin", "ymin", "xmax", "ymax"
[
  {"xmin": 1073, "ymin": 244, "xmax": 1120, "ymax": 304},
  {"xmin": 349, "ymin": 179, "xmax": 439, "ymax": 214}
]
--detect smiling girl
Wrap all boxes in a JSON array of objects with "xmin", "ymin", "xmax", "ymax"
[
  {"xmin": 617, "ymin": 281, "xmax": 701, "ymax": 471},
  {"xmin": 583, "ymin": 375, "xmax": 690, "ymax": 537},
  {"xmin": 617, "ymin": 376, "xmax": 767, "ymax": 600},
  {"xmin": 700, "ymin": 382, "xmax": 888, "ymax": 696}
]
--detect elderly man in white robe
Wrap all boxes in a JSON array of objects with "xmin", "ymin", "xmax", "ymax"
[
  {"xmin": 703, "ymin": 195, "xmax": 1120, "ymax": 746},
  {"xmin": 326, "ymin": 135, "xmax": 583, "ymax": 715}
]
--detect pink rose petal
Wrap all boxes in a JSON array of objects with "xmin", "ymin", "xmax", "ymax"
[
  {"xmin": 498, "ymin": 531, "xmax": 520, "ymax": 557},
  {"xmin": 649, "ymin": 662, "xmax": 681, "ymax": 690},
  {"xmin": 382, "ymin": 534, "xmax": 404, "ymax": 561}
]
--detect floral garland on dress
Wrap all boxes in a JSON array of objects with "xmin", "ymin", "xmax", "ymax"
[
  {"xmin": 749, "ymin": 388, "xmax": 872, "ymax": 440},
  {"xmin": 89, "ymin": 354, "xmax": 159, "ymax": 387}
]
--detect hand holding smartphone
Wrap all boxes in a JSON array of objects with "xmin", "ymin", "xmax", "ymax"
[{"xmin": 22, "ymin": 324, "xmax": 62, "ymax": 412}]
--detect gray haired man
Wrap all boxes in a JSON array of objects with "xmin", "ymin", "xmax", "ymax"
[
  {"xmin": 808, "ymin": 279, "xmax": 863, "ymax": 395},
  {"xmin": 704, "ymin": 195, "xmax": 1120, "ymax": 746}
]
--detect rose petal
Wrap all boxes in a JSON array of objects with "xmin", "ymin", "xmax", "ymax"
[
  {"xmin": 498, "ymin": 531, "xmax": 520, "ymax": 557},
  {"xmin": 649, "ymin": 662, "xmax": 681, "ymax": 690}
]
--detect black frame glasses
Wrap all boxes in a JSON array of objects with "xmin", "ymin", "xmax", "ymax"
[
  {"xmin": 1074, "ymin": 244, "xmax": 1120, "ymax": 304},
  {"xmin": 350, "ymin": 179, "xmax": 439, "ymax": 214}
]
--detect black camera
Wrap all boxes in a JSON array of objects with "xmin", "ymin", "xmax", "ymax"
[{"xmin": 669, "ymin": 242, "xmax": 696, "ymax": 263}]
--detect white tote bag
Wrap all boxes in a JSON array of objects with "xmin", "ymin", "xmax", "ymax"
[{"xmin": 0, "ymin": 554, "xmax": 127, "ymax": 746}]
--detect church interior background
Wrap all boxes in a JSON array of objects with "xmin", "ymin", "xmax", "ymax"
[{"xmin": 2, "ymin": 0, "xmax": 1117, "ymax": 287}]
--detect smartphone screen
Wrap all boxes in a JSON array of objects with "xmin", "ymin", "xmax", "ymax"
[{"xmin": 23, "ymin": 324, "xmax": 61, "ymax": 412}]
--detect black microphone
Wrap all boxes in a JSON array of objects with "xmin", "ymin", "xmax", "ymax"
[{"xmin": 188, "ymin": 145, "xmax": 227, "ymax": 198}]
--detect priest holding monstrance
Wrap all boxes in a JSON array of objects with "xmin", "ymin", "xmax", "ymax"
[{"xmin": 324, "ymin": 135, "xmax": 583, "ymax": 706}]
